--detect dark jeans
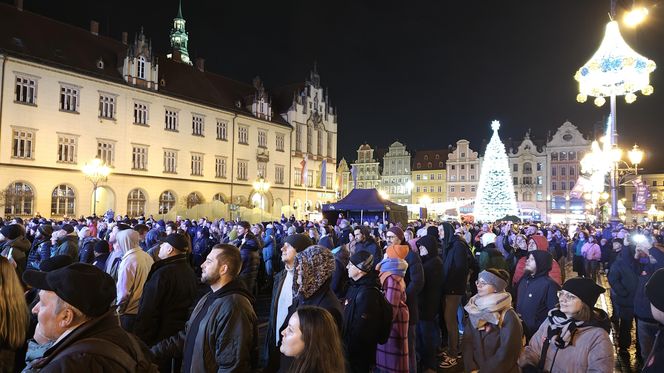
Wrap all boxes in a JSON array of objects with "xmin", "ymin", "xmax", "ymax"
[
  {"xmin": 119, "ymin": 314, "xmax": 137, "ymax": 333},
  {"xmin": 637, "ymin": 319, "xmax": 660, "ymax": 361},
  {"xmin": 417, "ymin": 319, "xmax": 440, "ymax": 370}
]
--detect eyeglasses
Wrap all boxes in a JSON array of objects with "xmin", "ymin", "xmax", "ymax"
[
  {"xmin": 386, "ymin": 234, "xmax": 397, "ymax": 239},
  {"xmin": 475, "ymin": 280, "xmax": 490, "ymax": 287},
  {"xmin": 557, "ymin": 291, "xmax": 578, "ymax": 302}
]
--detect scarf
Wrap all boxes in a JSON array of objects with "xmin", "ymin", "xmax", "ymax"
[
  {"xmin": 464, "ymin": 292, "xmax": 512, "ymax": 330},
  {"xmin": 545, "ymin": 308, "xmax": 585, "ymax": 349},
  {"xmin": 376, "ymin": 257, "xmax": 408, "ymax": 285}
]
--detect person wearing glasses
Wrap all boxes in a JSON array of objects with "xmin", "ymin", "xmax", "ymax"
[
  {"xmin": 518, "ymin": 277, "xmax": 614, "ymax": 373},
  {"xmin": 462, "ymin": 269, "xmax": 523, "ymax": 373}
]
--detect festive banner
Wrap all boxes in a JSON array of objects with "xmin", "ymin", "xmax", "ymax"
[
  {"xmin": 632, "ymin": 178, "xmax": 650, "ymax": 212},
  {"xmin": 320, "ymin": 159, "xmax": 327, "ymax": 187}
]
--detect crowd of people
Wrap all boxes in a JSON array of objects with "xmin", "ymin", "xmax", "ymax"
[{"xmin": 1, "ymin": 213, "xmax": 664, "ymax": 372}]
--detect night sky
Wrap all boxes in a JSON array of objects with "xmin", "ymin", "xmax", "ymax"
[{"xmin": 8, "ymin": 0, "xmax": 664, "ymax": 169}]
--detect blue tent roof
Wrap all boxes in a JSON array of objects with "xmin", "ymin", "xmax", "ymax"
[{"xmin": 322, "ymin": 189, "xmax": 404, "ymax": 212}]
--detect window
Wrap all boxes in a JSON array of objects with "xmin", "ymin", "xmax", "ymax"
[
  {"xmin": 514, "ymin": 192, "xmax": 518, "ymax": 201},
  {"xmin": 327, "ymin": 133, "xmax": 333, "ymax": 157},
  {"xmin": 306, "ymin": 126, "xmax": 312, "ymax": 153},
  {"xmin": 552, "ymin": 182, "xmax": 557, "ymax": 191},
  {"xmin": 258, "ymin": 129, "xmax": 267, "ymax": 148},
  {"xmin": 275, "ymin": 165, "xmax": 285, "ymax": 184},
  {"xmin": 470, "ymin": 175, "xmax": 475, "ymax": 180},
  {"xmin": 438, "ymin": 186, "xmax": 442, "ymax": 193},
  {"xmin": 569, "ymin": 151, "xmax": 576, "ymax": 161},
  {"xmin": 461, "ymin": 186, "xmax": 466, "ymax": 192},
  {"xmin": 165, "ymin": 108, "xmax": 179, "ymax": 131},
  {"xmin": 97, "ymin": 140, "xmax": 115, "ymax": 166},
  {"xmin": 213, "ymin": 193, "xmax": 226, "ymax": 203},
  {"xmin": 4, "ymin": 182, "xmax": 33, "ymax": 216},
  {"xmin": 513, "ymin": 177, "xmax": 518, "ymax": 185},
  {"xmin": 431, "ymin": 173, "xmax": 435, "ymax": 180},
  {"xmin": 438, "ymin": 173, "xmax": 442, "ymax": 180},
  {"xmin": 98, "ymin": 93, "xmax": 116, "ymax": 119},
  {"xmin": 569, "ymin": 166, "xmax": 575, "ymax": 176},
  {"xmin": 551, "ymin": 166, "xmax": 557, "ymax": 176},
  {"xmin": 317, "ymin": 130, "xmax": 323, "ymax": 155},
  {"xmin": 295, "ymin": 169, "xmax": 302, "ymax": 186},
  {"xmin": 537, "ymin": 162, "xmax": 543, "ymax": 171},
  {"xmin": 164, "ymin": 149, "xmax": 177, "ymax": 173},
  {"xmin": 461, "ymin": 152, "xmax": 466, "ymax": 158},
  {"xmin": 424, "ymin": 155, "xmax": 429, "ymax": 161},
  {"xmin": 470, "ymin": 164, "xmax": 475, "ymax": 169},
  {"xmin": 132, "ymin": 145, "xmax": 148, "ymax": 170},
  {"xmin": 216, "ymin": 120, "xmax": 228, "ymax": 140},
  {"xmin": 471, "ymin": 185, "xmax": 476, "ymax": 192},
  {"xmin": 551, "ymin": 152, "xmax": 558, "ymax": 161},
  {"xmin": 127, "ymin": 189, "xmax": 146, "ymax": 217},
  {"xmin": 257, "ymin": 162, "xmax": 266, "ymax": 178},
  {"xmin": 238, "ymin": 126, "xmax": 249, "ymax": 145},
  {"xmin": 192, "ymin": 114, "xmax": 204, "ymax": 136},
  {"xmin": 537, "ymin": 191, "xmax": 543, "ymax": 201},
  {"xmin": 416, "ymin": 175, "xmax": 421, "ymax": 180},
  {"xmin": 326, "ymin": 173, "xmax": 333, "ymax": 189},
  {"xmin": 561, "ymin": 182, "xmax": 567, "ymax": 190},
  {"xmin": 416, "ymin": 187, "xmax": 420, "ymax": 193},
  {"xmin": 461, "ymin": 175, "xmax": 465, "ymax": 181},
  {"xmin": 137, "ymin": 56, "xmax": 146, "ymax": 79},
  {"xmin": 134, "ymin": 102, "xmax": 149, "ymax": 125},
  {"xmin": 215, "ymin": 157, "xmax": 227, "ymax": 178},
  {"xmin": 523, "ymin": 176, "xmax": 532, "ymax": 185},
  {"xmin": 51, "ymin": 184, "xmax": 75, "ymax": 216},
  {"xmin": 276, "ymin": 133, "xmax": 285, "ymax": 151},
  {"xmin": 560, "ymin": 152, "xmax": 567, "ymax": 161},
  {"xmin": 513, "ymin": 163, "xmax": 518, "ymax": 172},
  {"xmin": 568, "ymin": 181, "xmax": 574, "ymax": 190},
  {"xmin": 191, "ymin": 153, "xmax": 203, "ymax": 176},
  {"xmin": 653, "ymin": 180, "xmax": 658, "ymax": 187},
  {"xmin": 523, "ymin": 192, "xmax": 532, "ymax": 201},
  {"xmin": 537, "ymin": 176, "xmax": 543, "ymax": 185},
  {"xmin": 159, "ymin": 191, "xmax": 176, "ymax": 214},
  {"xmin": 59, "ymin": 85, "xmax": 79, "ymax": 112},
  {"xmin": 15, "ymin": 75, "xmax": 37, "ymax": 104},
  {"xmin": 560, "ymin": 167, "xmax": 566, "ymax": 176},
  {"xmin": 57, "ymin": 134, "xmax": 77, "ymax": 163},
  {"xmin": 12, "ymin": 128, "xmax": 34, "ymax": 159},
  {"xmin": 186, "ymin": 192, "xmax": 202, "ymax": 209},
  {"xmin": 523, "ymin": 162, "xmax": 532, "ymax": 174},
  {"xmin": 296, "ymin": 124, "xmax": 302, "ymax": 152},
  {"xmin": 451, "ymin": 165, "xmax": 456, "ymax": 170},
  {"xmin": 307, "ymin": 170, "xmax": 314, "ymax": 188},
  {"xmin": 450, "ymin": 186, "xmax": 455, "ymax": 192},
  {"xmin": 461, "ymin": 165, "xmax": 465, "ymax": 170},
  {"xmin": 237, "ymin": 160, "xmax": 248, "ymax": 180}
]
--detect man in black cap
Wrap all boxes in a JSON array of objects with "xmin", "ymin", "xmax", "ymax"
[
  {"xmin": 134, "ymin": 233, "xmax": 198, "ymax": 373},
  {"xmin": 26, "ymin": 224, "xmax": 53, "ymax": 271},
  {"xmin": 261, "ymin": 233, "xmax": 313, "ymax": 372},
  {"xmin": 343, "ymin": 250, "xmax": 384, "ymax": 373},
  {"xmin": 643, "ymin": 268, "xmax": 664, "ymax": 372},
  {"xmin": 23, "ymin": 263, "xmax": 154, "ymax": 371}
]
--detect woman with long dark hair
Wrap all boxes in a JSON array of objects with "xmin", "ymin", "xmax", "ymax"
[
  {"xmin": 0, "ymin": 256, "xmax": 29, "ymax": 372},
  {"xmin": 280, "ymin": 305, "xmax": 345, "ymax": 373}
]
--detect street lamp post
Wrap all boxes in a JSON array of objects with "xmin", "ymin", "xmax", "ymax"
[
  {"xmin": 253, "ymin": 177, "xmax": 270, "ymax": 223},
  {"xmin": 575, "ymin": 17, "xmax": 655, "ymax": 226},
  {"xmin": 82, "ymin": 157, "xmax": 111, "ymax": 216}
]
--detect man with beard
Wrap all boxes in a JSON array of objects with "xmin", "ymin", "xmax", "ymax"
[{"xmin": 152, "ymin": 244, "xmax": 258, "ymax": 372}]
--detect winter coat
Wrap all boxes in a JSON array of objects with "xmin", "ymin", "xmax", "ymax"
[
  {"xmin": 78, "ymin": 236, "xmax": 98, "ymax": 264},
  {"xmin": 92, "ymin": 253, "xmax": 109, "ymax": 272},
  {"xmin": 261, "ymin": 268, "xmax": 287, "ymax": 371},
  {"xmin": 262, "ymin": 228, "xmax": 277, "ymax": 272},
  {"xmin": 581, "ymin": 242, "xmax": 601, "ymax": 261},
  {"xmin": 404, "ymin": 249, "xmax": 424, "ymax": 325},
  {"xmin": 418, "ymin": 253, "xmax": 443, "ymax": 321},
  {"xmin": 51, "ymin": 235, "xmax": 78, "ymax": 261},
  {"xmin": 634, "ymin": 244, "xmax": 664, "ymax": 322},
  {"xmin": 331, "ymin": 245, "xmax": 350, "ymax": 299},
  {"xmin": 26, "ymin": 238, "xmax": 50, "ymax": 271},
  {"xmin": 608, "ymin": 248, "xmax": 638, "ymax": 316},
  {"xmin": 134, "ymin": 254, "xmax": 198, "ymax": 346},
  {"xmin": 518, "ymin": 312, "xmax": 614, "ymax": 373},
  {"xmin": 442, "ymin": 235, "xmax": 470, "ymax": 295},
  {"xmin": 376, "ymin": 274, "xmax": 409, "ymax": 373},
  {"xmin": 515, "ymin": 252, "xmax": 561, "ymax": 341},
  {"xmin": 462, "ymin": 308, "xmax": 523, "ymax": 373},
  {"xmin": 237, "ymin": 233, "xmax": 261, "ymax": 293},
  {"xmin": 27, "ymin": 310, "xmax": 153, "ymax": 372},
  {"xmin": 152, "ymin": 279, "xmax": 258, "ymax": 373},
  {"xmin": 0, "ymin": 236, "xmax": 30, "ymax": 274},
  {"xmin": 355, "ymin": 239, "xmax": 382, "ymax": 268},
  {"xmin": 116, "ymin": 248, "xmax": 154, "ymax": 316},
  {"xmin": 642, "ymin": 324, "xmax": 664, "ymax": 373},
  {"xmin": 342, "ymin": 271, "xmax": 383, "ymax": 373}
]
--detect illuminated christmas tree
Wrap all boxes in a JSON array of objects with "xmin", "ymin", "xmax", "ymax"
[{"xmin": 474, "ymin": 120, "xmax": 518, "ymax": 222}]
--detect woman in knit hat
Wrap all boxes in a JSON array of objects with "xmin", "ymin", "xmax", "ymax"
[
  {"xmin": 375, "ymin": 243, "xmax": 409, "ymax": 373},
  {"xmin": 462, "ymin": 269, "xmax": 522, "ymax": 373},
  {"xmin": 519, "ymin": 277, "xmax": 614, "ymax": 373}
]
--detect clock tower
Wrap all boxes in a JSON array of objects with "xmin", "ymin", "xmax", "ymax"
[{"xmin": 168, "ymin": 1, "xmax": 192, "ymax": 65}]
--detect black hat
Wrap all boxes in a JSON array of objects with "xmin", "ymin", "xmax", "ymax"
[
  {"xmin": 562, "ymin": 277, "xmax": 606, "ymax": 308},
  {"xmin": 61, "ymin": 224, "xmax": 74, "ymax": 234},
  {"xmin": 39, "ymin": 255, "xmax": 74, "ymax": 272},
  {"xmin": 161, "ymin": 233, "xmax": 188, "ymax": 251},
  {"xmin": 23, "ymin": 263, "xmax": 116, "ymax": 318},
  {"xmin": 283, "ymin": 234, "xmax": 313, "ymax": 253},
  {"xmin": 115, "ymin": 223, "xmax": 131, "ymax": 231},
  {"xmin": 1, "ymin": 224, "xmax": 22, "ymax": 240},
  {"xmin": 38, "ymin": 224, "xmax": 53, "ymax": 237},
  {"xmin": 238, "ymin": 221, "xmax": 251, "ymax": 230},
  {"xmin": 350, "ymin": 251, "xmax": 374, "ymax": 273},
  {"xmin": 93, "ymin": 240, "xmax": 110, "ymax": 254},
  {"xmin": 646, "ymin": 268, "xmax": 664, "ymax": 312}
]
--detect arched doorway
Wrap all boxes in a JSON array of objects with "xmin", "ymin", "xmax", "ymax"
[
  {"xmin": 248, "ymin": 190, "xmax": 274, "ymax": 212},
  {"xmin": 92, "ymin": 186, "xmax": 115, "ymax": 216}
]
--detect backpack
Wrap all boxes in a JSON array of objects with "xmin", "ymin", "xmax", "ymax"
[
  {"xmin": 370, "ymin": 286, "xmax": 394, "ymax": 345},
  {"xmin": 63, "ymin": 336, "xmax": 158, "ymax": 373}
]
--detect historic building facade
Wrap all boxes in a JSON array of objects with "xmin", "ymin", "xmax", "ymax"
[
  {"xmin": 349, "ymin": 144, "xmax": 381, "ymax": 191},
  {"xmin": 446, "ymin": 140, "xmax": 480, "ymax": 213},
  {"xmin": 508, "ymin": 132, "xmax": 548, "ymax": 221},
  {"xmin": 0, "ymin": 2, "xmax": 336, "ymax": 220},
  {"xmin": 380, "ymin": 141, "xmax": 412, "ymax": 204},
  {"xmin": 545, "ymin": 121, "xmax": 591, "ymax": 223},
  {"xmin": 412, "ymin": 150, "xmax": 448, "ymax": 207}
]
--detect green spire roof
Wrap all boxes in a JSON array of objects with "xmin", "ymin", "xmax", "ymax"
[{"xmin": 176, "ymin": 0, "xmax": 183, "ymax": 19}]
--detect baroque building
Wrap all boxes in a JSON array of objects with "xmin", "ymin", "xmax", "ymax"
[
  {"xmin": 349, "ymin": 144, "xmax": 381, "ymax": 191},
  {"xmin": 446, "ymin": 140, "xmax": 480, "ymax": 214},
  {"xmin": 508, "ymin": 131, "xmax": 547, "ymax": 221},
  {"xmin": 412, "ymin": 149, "xmax": 448, "ymax": 207},
  {"xmin": 380, "ymin": 141, "xmax": 412, "ymax": 204}
]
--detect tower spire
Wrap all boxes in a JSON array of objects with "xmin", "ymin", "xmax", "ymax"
[
  {"xmin": 169, "ymin": 0, "xmax": 192, "ymax": 65},
  {"xmin": 177, "ymin": 0, "xmax": 183, "ymax": 19}
]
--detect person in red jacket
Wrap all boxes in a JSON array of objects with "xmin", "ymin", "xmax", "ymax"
[{"xmin": 512, "ymin": 235, "xmax": 562, "ymax": 286}]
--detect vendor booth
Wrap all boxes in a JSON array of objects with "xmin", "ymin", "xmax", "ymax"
[{"xmin": 322, "ymin": 189, "xmax": 408, "ymax": 226}]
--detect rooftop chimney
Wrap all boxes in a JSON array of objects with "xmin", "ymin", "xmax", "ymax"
[
  {"xmin": 90, "ymin": 20, "xmax": 99, "ymax": 36},
  {"xmin": 121, "ymin": 32, "xmax": 128, "ymax": 45},
  {"xmin": 15, "ymin": 0, "xmax": 23, "ymax": 11},
  {"xmin": 195, "ymin": 57, "xmax": 205, "ymax": 72}
]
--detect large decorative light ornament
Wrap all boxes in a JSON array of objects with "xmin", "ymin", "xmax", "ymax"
[{"xmin": 575, "ymin": 21, "xmax": 656, "ymax": 105}]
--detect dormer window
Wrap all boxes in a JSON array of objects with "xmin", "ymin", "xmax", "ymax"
[
  {"xmin": 137, "ymin": 56, "xmax": 146, "ymax": 79},
  {"xmin": 96, "ymin": 58, "xmax": 104, "ymax": 70}
]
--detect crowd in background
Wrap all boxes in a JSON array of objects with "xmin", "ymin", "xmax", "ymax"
[{"xmin": 1, "ymin": 212, "xmax": 664, "ymax": 372}]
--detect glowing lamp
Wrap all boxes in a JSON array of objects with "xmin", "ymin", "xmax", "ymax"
[{"xmin": 628, "ymin": 144, "xmax": 644, "ymax": 165}]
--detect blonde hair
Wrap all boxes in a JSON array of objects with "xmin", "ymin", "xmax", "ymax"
[{"xmin": 0, "ymin": 256, "xmax": 29, "ymax": 349}]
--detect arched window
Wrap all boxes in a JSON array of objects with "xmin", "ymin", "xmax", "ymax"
[
  {"xmin": 51, "ymin": 184, "xmax": 75, "ymax": 216},
  {"xmin": 137, "ymin": 56, "xmax": 146, "ymax": 79},
  {"xmin": 4, "ymin": 182, "xmax": 34, "ymax": 216},
  {"xmin": 523, "ymin": 162, "xmax": 533, "ymax": 174},
  {"xmin": 127, "ymin": 189, "xmax": 146, "ymax": 217},
  {"xmin": 187, "ymin": 192, "xmax": 202, "ymax": 209},
  {"xmin": 212, "ymin": 193, "xmax": 226, "ymax": 203},
  {"xmin": 159, "ymin": 190, "xmax": 176, "ymax": 214}
]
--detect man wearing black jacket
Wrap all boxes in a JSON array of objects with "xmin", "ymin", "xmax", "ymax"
[
  {"xmin": 343, "ymin": 251, "xmax": 383, "ymax": 373},
  {"xmin": 134, "ymin": 233, "xmax": 198, "ymax": 372}
]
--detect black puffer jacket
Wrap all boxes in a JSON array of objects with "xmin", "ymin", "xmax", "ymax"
[
  {"xmin": 235, "ymin": 234, "xmax": 261, "ymax": 293},
  {"xmin": 342, "ymin": 271, "xmax": 383, "ymax": 373},
  {"xmin": 134, "ymin": 254, "xmax": 198, "ymax": 346},
  {"xmin": 442, "ymin": 234, "xmax": 470, "ymax": 295}
]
